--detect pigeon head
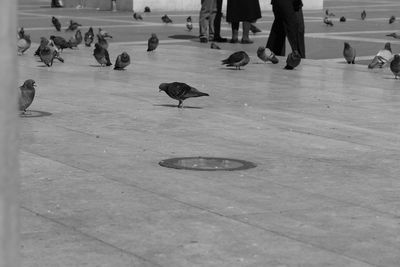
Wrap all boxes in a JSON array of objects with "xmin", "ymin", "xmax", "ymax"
[
  {"xmin": 121, "ymin": 52, "xmax": 130, "ymax": 60},
  {"xmin": 384, "ymin": 42, "xmax": 392, "ymax": 52},
  {"xmin": 94, "ymin": 43, "xmax": 100, "ymax": 49},
  {"xmin": 187, "ymin": 16, "xmax": 192, "ymax": 22},
  {"xmin": 151, "ymin": 33, "xmax": 157, "ymax": 38},
  {"xmin": 23, "ymin": 79, "xmax": 36, "ymax": 88},
  {"xmin": 49, "ymin": 35, "xmax": 55, "ymax": 40},
  {"xmin": 344, "ymin": 42, "xmax": 350, "ymax": 49},
  {"xmin": 159, "ymin": 83, "xmax": 168, "ymax": 92},
  {"xmin": 394, "ymin": 54, "xmax": 400, "ymax": 61},
  {"xmin": 257, "ymin": 46, "xmax": 266, "ymax": 55}
]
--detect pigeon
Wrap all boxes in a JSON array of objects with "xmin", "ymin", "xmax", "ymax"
[
  {"xmin": 210, "ymin": 42, "xmax": 220, "ymax": 49},
  {"xmin": 51, "ymin": 16, "xmax": 61, "ymax": 31},
  {"xmin": 386, "ymin": 32, "xmax": 400, "ymax": 39},
  {"xmin": 50, "ymin": 35, "xmax": 72, "ymax": 51},
  {"xmin": 144, "ymin": 6, "xmax": 151, "ymax": 13},
  {"xmin": 325, "ymin": 9, "xmax": 335, "ymax": 17},
  {"xmin": 340, "ymin": 16, "xmax": 346, "ymax": 22},
  {"xmin": 186, "ymin": 16, "xmax": 193, "ymax": 31},
  {"xmin": 389, "ymin": 15, "xmax": 396, "ymax": 24},
  {"xmin": 343, "ymin": 42, "xmax": 356, "ymax": 64},
  {"xmin": 161, "ymin": 14, "xmax": 173, "ymax": 24},
  {"xmin": 133, "ymin": 12, "xmax": 143, "ymax": 20},
  {"xmin": 17, "ymin": 29, "xmax": 31, "ymax": 55},
  {"xmin": 257, "ymin": 46, "xmax": 279, "ymax": 64},
  {"xmin": 39, "ymin": 45, "xmax": 56, "ymax": 67},
  {"xmin": 98, "ymin": 28, "xmax": 113, "ymax": 39},
  {"xmin": 361, "ymin": 10, "xmax": 366, "ymax": 20},
  {"xmin": 390, "ymin": 54, "xmax": 400, "ymax": 79},
  {"xmin": 114, "ymin": 52, "xmax": 130, "ymax": 70},
  {"xmin": 284, "ymin": 50, "xmax": 301, "ymax": 70},
  {"xmin": 75, "ymin": 29, "xmax": 83, "ymax": 45},
  {"xmin": 19, "ymin": 79, "xmax": 36, "ymax": 113},
  {"xmin": 96, "ymin": 34, "xmax": 109, "ymax": 49},
  {"xmin": 84, "ymin": 27, "xmax": 94, "ymax": 47},
  {"xmin": 159, "ymin": 82, "xmax": 209, "ymax": 108},
  {"xmin": 93, "ymin": 43, "xmax": 112, "ymax": 66},
  {"xmin": 250, "ymin": 24, "xmax": 262, "ymax": 34},
  {"xmin": 68, "ymin": 29, "xmax": 82, "ymax": 48},
  {"xmin": 323, "ymin": 17, "xmax": 334, "ymax": 26},
  {"xmin": 147, "ymin": 33, "xmax": 159, "ymax": 52},
  {"xmin": 221, "ymin": 51, "xmax": 250, "ymax": 70},
  {"xmin": 66, "ymin": 20, "xmax": 82, "ymax": 31},
  {"xmin": 34, "ymin": 37, "xmax": 50, "ymax": 56},
  {"xmin": 368, "ymin": 42, "xmax": 392, "ymax": 69}
]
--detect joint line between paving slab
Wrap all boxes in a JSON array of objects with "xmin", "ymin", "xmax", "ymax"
[{"xmin": 21, "ymin": 205, "xmax": 164, "ymax": 267}]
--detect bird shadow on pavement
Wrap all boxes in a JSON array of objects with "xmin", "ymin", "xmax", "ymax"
[
  {"xmin": 19, "ymin": 110, "xmax": 53, "ymax": 118},
  {"xmin": 154, "ymin": 104, "xmax": 203, "ymax": 109}
]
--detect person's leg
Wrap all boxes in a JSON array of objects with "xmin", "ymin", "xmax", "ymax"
[
  {"xmin": 266, "ymin": 5, "xmax": 286, "ymax": 56},
  {"xmin": 199, "ymin": 0, "xmax": 212, "ymax": 42},
  {"xmin": 208, "ymin": 0, "xmax": 217, "ymax": 40},
  {"xmin": 296, "ymin": 8, "xmax": 305, "ymax": 58},
  {"xmin": 274, "ymin": 0, "xmax": 300, "ymax": 54},
  {"xmin": 241, "ymin": 21, "xmax": 253, "ymax": 43},
  {"xmin": 230, "ymin": 21, "xmax": 239, "ymax": 43},
  {"xmin": 213, "ymin": 0, "xmax": 227, "ymax": 42}
]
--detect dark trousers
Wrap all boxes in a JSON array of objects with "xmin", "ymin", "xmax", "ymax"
[
  {"xmin": 214, "ymin": 0, "xmax": 223, "ymax": 38},
  {"xmin": 266, "ymin": 0, "xmax": 305, "ymax": 58}
]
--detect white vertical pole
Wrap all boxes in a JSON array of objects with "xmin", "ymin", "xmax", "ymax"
[{"xmin": 0, "ymin": 0, "xmax": 19, "ymax": 266}]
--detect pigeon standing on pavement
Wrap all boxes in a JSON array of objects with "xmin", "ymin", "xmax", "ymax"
[
  {"xmin": 34, "ymin": 37, "xmax": 50, "ymax": 56},
  {"xmin": 389, "ymin": 15, "xmax": 396, "ymax": 24},
  {"xmin": 257, "ymin": 46, "xmax": 279, "ymax": 64},
  {"xmin": 114, "ymin": 52, "xmax": 131, "ymax": 70},
  {"xmin": 386, "ymin": 32, "xmax": 400, "ymax": 39},
  {"xmin": 66, "ymin": 20, "xmax": 82, "ymax": 31},
  {"xmin": 159, "ymin": 82, "xmax": 209, "ymax": 108},
  {"xmin": 186, "ymin": 16, "xmax": 193, "ymax": 31},
  {"xmin": 93, "ymin": 43, "xmax": 112, "ymax": 66},
  {"xmin": 51, "ymin": 16, "xmax": 61, "ymax": 31},
  {"xmin": 323, "ymin": 17, "xmax": 334, "ymax": 26},
  {"xmin": 284, "ymin": 51, "xmax": 301, "ymax": 70},
  {"xmin": 84, "ymin": 27, "xmax": 94, "ymax": 47},
  {"xmin": 133, "ymin": 12, "xmax": 143, "ymax": 20},
  {"xmin": 162, "ymin": 14, "xmax": 173, "ymax": 24},
  {"xmin": 221, "ymin": 51, "xmax": 250, "ymax": 70},
  {"xmin": 39, "ymin": 45, "xmax": 57, "ymax": 67},
  {"xmin": 144, "ymin": 6, "xmax": 151, "ymax": 13},
  {"xmin": 390, "ymin": 54, "xmax": 400, "ymax": 79},
  {"xmin": 368, "ymin": 42, "xmax": 392, "ymax": 69},
  {"xmin": 361, "ymin": 10, "xmax": 366, "ymax": 20},
  {"xmin": 340, "ymin": 16, "xmax": 346, "ymax": 22},
  {"xmin": 17, "ymin": 29, "xmax": 31, "ymax": 55},
  {"xmin": 50, "ymin": 35, "xmax": 72, "ymax": 51},
  {"xmin": 19, "ymin": 79, "xmax": 36, "ymax": 113},
  {"xmin": 343, "ymin": 42, "xmax": 356, "ymax": 64},
  {"xmin": 147, "ymin": 33, "xmax": 159, "ymax": 52}
]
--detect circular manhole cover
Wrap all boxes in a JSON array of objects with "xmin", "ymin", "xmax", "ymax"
[{"xmin": 159, "ymin": 157, "xmax": 256, "ymax": 171}]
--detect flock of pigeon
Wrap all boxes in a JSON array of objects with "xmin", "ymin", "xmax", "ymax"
[
  {"xmin": 16, "ymin": 7, "xmax": 400, "ymax": 113},
  {"xmin": 324, "ymin": 9, "xmax": 400, "ymax": 78}
]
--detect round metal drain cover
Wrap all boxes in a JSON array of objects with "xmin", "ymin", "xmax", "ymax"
[{"xmin": 159, "ymin": 157, "xmax": 256, "ymax": 171}]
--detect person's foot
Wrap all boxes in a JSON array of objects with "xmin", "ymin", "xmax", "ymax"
[
  {"xmin": 199, "ymin": 36, "xmax": 208, "ymax": 43},
  {"xmin": 213, "ymin": 36, "xmax": 228, "ymax": 43},
  {"xmin": 229, "ymin": 38, "xmax": 239, "ymax": 43},
  {"xmin": 241, "ymin": 38, "xmax": 253, "ymax": 44}
]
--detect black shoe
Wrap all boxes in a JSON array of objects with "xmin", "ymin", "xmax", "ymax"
[
  {"xmin": 213, "ymin": 36, "xmax": 228, "ymax": 43},
  {"xmin": 229, "ymin": 38, "xmax": 239, "ymax": 44}
]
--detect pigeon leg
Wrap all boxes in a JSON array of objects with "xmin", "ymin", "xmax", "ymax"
[{"xmin": 178, "ymin": 100, "xmax": 183, "ymax": 108}]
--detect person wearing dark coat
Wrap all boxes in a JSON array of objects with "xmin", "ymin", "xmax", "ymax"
[
  {"xmin": 226, "ymin": 0, "xmax": 262, "ymax": 44},
  {"xmin": 266, "ymin": 0, "xmax": 305, "ymax": 58}
]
